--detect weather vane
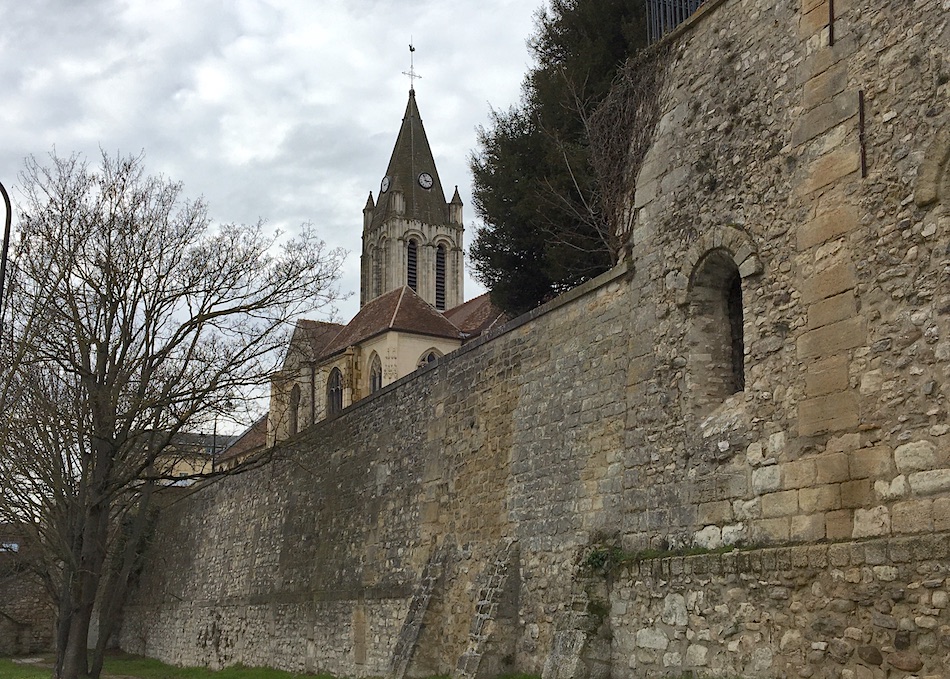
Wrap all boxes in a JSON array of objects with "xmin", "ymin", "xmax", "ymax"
[{"xmin": 403, "ymin": 40, "xmax": 421, "ymax": 92}]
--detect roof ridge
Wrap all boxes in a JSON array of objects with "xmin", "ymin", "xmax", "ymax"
[{"xmin": 390, "ymin": 287, "xmax": 407, "ymax": 328}]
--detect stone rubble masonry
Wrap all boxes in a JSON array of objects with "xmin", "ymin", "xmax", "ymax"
[{"xmin": 121, "ymin": 0, "xmax": 950, "ymax": 677}]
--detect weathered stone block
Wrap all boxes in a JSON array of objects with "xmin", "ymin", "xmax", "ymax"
[
  {"xmin": 792, "ymin": 90, "xmax": 858, "ymax": 148},
  {"xmin": 784, "ymin": 459, "xmax": 817, "ymax": 489},
  {"xmin": 803, "ymin": 62, "xmax": 850, "ymax": 109},
  {"xmin": 840, "ymin": 479, "xmax": 872, "ymax": 508},
  {"xmin": 805, "ymin": 354, "xmax": 850, "ymax": 396},
  {"xmin": 754, "ymin": 517, "xmax": 790, "ymax": 543},
  {"xmin": 849, "ymin": 446, "xmax": 893, "ymax": 479},
  {"xmin": 853, "ymin": 506, "xmax": 890, "ymax": 538},
  {"xmin": 816, "ymin": 452, "xmax": 850, "ymax": 484},
  {"xmin": 752, "ymin": 465, "xmax": 782, "ymax": 494},
  {"xmin": 791, "ymin": 513, "xmax": 826, "ymax": 541},
  {"xmin": 800, "ymin": 143, "xmax": 861, "ymax": 195},
  {"xmin": 801, "ymin": 260, "xmax": 858, "ymax": 304},
  {"xmin": 894, "ymin": 440, "xmax": 937, "ymax": 473},
  {"xmin": 891, "ymin": 500, "xmax": 934, "ymax": 534},
  {"xmin": 797, "ymin": 318, "xmax": 865, "ymax": 359},
  {"xmin": 798, "ymin": 390, "xmax": 860, "ymax": 436},
  {"xmin": 807, "ymin": 291, "xmax": 858, "ymax": 330},
  {"xmin": 908, "ymin": 469, "xmax": 950, "ymax": 496},
  {"xmin": 762, "ymin": 490, "xmax": 799, "ymax": 518},
  {"xmin": 800, "ymin": 484, "xmax": 841, "ymax": 512}
]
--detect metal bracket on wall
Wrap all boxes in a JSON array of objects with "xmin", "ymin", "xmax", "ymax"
[
  {"xmin": 859, "ymin": 90, "xmax": 868, "ymax": 178},
  {"xmin": 829, "ymin": 0, "xmax": 836, "ymax": 46}
]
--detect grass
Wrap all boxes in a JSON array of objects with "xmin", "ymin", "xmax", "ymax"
[{"xmin": 0, "ymin": 654, "xmax": 329, "ymax": 679}]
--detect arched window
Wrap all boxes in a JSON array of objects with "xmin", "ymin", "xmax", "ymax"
[
  {"xmin": 369, "ymin": 353, "xmax": 383, "ymax": 394},
  {"xmin": 375, "ymin": 238, "xmax": 387, "ymax": 298},
  {"xmin": 417, "ymin": 349, "xmax": 442, "ymax": 368},
  {"xmin": 687, "ymin": 249, "xmax": 745, "ymax": 412},
  {"xmin": 407, "ymin": 238, "xmax": 418, "ymax": 292},
  {"xmin": 435, "ymin": 243, "xmax": 447, "ymax": 310},
  {"xmin": 327, "ymin": 368, "xmax": 344, "ymax": 416},
  {"xmin": 288, "ymin": 383, "xmax": 300, "ymax": 435}
]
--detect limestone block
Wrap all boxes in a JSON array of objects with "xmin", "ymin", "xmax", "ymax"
[
  {"xmin": 784, "ymin": 459, "xmax": 817, "ymax": 489},
  {"xmin": 908, "ymin": 469, "xmax": 950, "ymax": 496},
  {"xmin": 816, "ymin": 452, "xmax": 849, "ymax": 484},
  {"xmin": 791, "ymin": 513, "xmax": 826, "ymax": 541},
  {"xmin": 685, "ymin": 643, "xmax": 708, "ymax": 666},
  {"xmin": 797, "ymin": 317, "xmax": 865, "ymax": 359},
  {"xmin": 798, "ymin": 390, "xmax": 860, "ymax": 436},
  {"xmin": 636, "ymin": 627, "xmax": 669, "ymax": 650},
  {"xmin": 825, "ymin": 509, "xmax": 853, "ymax": 540},
  {"xmin": 800, "ymin": 143, "xmax": 861, "ymax": 195},
  {"xmin": 801, "ymin": 260, "xmax": 857, "ymax": 304},
  {"xmin": 803, "ymin": 62, "xmax": 849, "ymax": 109},
  {"xmin": 800, "ymin": 484, "xmax": 841, "ymax": 512},
  {"xmin": 763, "ymin": 490, "xmax": 799, "ymax": 518},
  {"xmin": 661, "ymin": 593, "xmax": 687, "ymax": 626},
  {"xmin": 807, "ymin": 291, "xmax": 858, "ymax": 330},
  {"xmin": 891, "ymin": 500, "xmax": 934, "ymax": 534},
  {"xmin": 841, "ymin": 479, "xmax": 872, "ymax": 508},
  {"xmin": 934, "ymin": 497, "xmax": 950, "ymax": 531},
  {"xmin": 693, "ymin": 525, "xmax": 722, "ymax": 550},
  {"xmin": 753, "ymin": 517, "xmax": 790, "ymax": 543},
  {"xmin": 752, "ymin": 465, "xmax": 782, "ymax": 494},
  {"xmin": 721, "ymin": 523, "xmax": 745, "ymax": 545},
  {"xmin": 792, "ymin": 90, "xmax": 858, "ymax": 148},
  {"xmin": 853, "ymin": 506, "xmax": 890, "ymax": 538},
  {"xmin": 894, "ymin": 441, "xmax": 938, "ymax": 473},
  {"xmin": 849, "ymin": 446, "xmax": 893, "ymax": 479},
  {"xmin": 874, "ymin": 475, "xmax": 909, "ymax": 501}
]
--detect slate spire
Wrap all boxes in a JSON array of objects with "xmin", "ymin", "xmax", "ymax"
[{"xmin": 371, "ymin": 90, "xmax": 449, "ymax": 229}]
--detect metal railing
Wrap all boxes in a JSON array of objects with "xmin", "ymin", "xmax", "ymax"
[{"xmin": 647, "ymin": 0, "xmax": 705, "ymax": 43}]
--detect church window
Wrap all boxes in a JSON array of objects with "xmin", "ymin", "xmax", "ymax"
[
  {"xmin": 369, "ymin": 354, "xmax": 383, "ymax": 394},
  {"xmin": 327, "ymin": 368, "xmax": 344, "ymax": 416},
  {"xmin": 289, "ymin": 383, "xmax": 300, "ymax": 435},
  {"xmin": 417, "ymin": 349, "xmax": 442, "ymax": 368},
  {"xmin": 407, "ymin": 239, "xmax": 418, "ymax": 292},
  {"xmin": 435, "ymin": 244, "xmax": 446, "ymax": 310},
  {"xmin": 687, "ymin": 249, "xmax": 745, "ymax": 413}
]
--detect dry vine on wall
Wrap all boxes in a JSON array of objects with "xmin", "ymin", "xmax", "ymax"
[{"xmin": 588, "ymin": 42, "xmax": 673, "ymax": 262}]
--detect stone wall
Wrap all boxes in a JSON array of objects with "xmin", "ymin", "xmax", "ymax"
[{"xmin": 122, "ymin": 0, "xmax": 950, "ymax": 676}]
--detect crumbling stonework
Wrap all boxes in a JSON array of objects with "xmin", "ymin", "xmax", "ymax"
[{"xmin": 122, "ymin": 0, "xmax": 950, "ymax": 676}]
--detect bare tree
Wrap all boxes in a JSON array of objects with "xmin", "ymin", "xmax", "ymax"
[{"xmin": 0, "ymin": 151, "xmax": 344, "ymax": 679}]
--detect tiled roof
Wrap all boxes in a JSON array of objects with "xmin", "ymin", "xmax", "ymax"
[
  {"xmin": 218, "ymin": 415, "xmax": 267, "ymax": 464},
  {"xmin": 283, "ymin": 319, "xmax": 345, "ymax": 369},
  {"xmin": 443, "ymin": 293, "xmax": 509, "ymax": 339},
  {"xmin": 321, "ymin": 286, "xmax": 461, "ymax": 358}
]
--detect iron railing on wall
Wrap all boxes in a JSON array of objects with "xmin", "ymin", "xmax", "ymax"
[{"xmin": 647, "ymin": 0, "xmax": 705, "ymax": 43}]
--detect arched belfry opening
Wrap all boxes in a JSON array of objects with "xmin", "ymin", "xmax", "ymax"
[
  {"xmin": 687, "ymin": 249, "xmax": 745, "ymax": 413},
  {"xmin": 327, "ymin": 368, "xmax": 344, "ymax": 417},
  {"xmin": 407, "ymin": 238, "xmax": 419, "ymax": 292}
]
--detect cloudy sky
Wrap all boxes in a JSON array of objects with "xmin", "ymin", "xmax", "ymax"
[{"xmin": 1, "ymin": 0, "xmax": 541, "ymax": 321}]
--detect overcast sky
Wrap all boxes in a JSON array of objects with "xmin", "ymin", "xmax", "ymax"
[{"xmin": 1, "ymin": 0, "xmax": 541, "ymax": 322}]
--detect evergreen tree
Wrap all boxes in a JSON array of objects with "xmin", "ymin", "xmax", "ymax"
[{"xmin": 470, "ymin": 0, "xmax": 648, "ymax": 315}]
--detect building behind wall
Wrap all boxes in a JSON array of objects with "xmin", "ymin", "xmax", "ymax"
[{"xmin": 122, "ymin": 1, "xmax": 950, "ymax": 677}]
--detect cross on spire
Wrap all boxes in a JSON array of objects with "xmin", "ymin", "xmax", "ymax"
[{"xmin": 403, "ymin": 41, "xmax": 421, "ymax": 92}]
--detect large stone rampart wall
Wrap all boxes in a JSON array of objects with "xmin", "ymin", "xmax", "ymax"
[{"xmin": 123, "ymin": 0, "xmax": 950, "ymax": 676}]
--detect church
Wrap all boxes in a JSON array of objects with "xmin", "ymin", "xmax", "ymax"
[{"xmin": 263, "ymin": 89, "xmax": 506, "ymax": 447}]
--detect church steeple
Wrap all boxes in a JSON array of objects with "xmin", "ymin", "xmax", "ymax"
[
  {"xmin": 370, "ymin": 90, "xmax": 450, "ymax": 230},
  {"xmin": 360, "ymin": 89, "xmax": 464, "ymax": 311}
]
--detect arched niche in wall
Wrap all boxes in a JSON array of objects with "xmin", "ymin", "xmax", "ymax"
[{"xmin": 678, "ymin": 225, "xmax": 763, "ymax": 416}]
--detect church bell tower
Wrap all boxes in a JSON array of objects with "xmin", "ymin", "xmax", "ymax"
[{"xmin": 360, "ymin": 88, "xmax": 464, "ymax": 311}]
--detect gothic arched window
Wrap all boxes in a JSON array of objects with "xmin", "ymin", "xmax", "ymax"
[
  {"xmin": 327, "ymin": 368, "xmax": 344, "ymax": 416},
  {"xmin": 288, "ymin": 383, "xmax": 300, "ymax": 435},
  {"xmin": 369, "ymin": 353, "xmax": 383, "ymax": 394},
  {"xmin": 407, "ymin": 238, "xmax": 418, "ymax": 292},
  {"xmin": 417, "ymin": 349, "xmax": 442, "ymax": 368},
  {"xmin": 435, "ymin": 243, "xmax": 447, "ymax": 310},
  {"xmin": 687, "ymin": 249, "xmax": 745, "ymax": 413}
]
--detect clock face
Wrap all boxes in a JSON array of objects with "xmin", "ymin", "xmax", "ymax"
[
  {"xmin": 380, "ymin": 176, "xmax": 391, "ymax": 193},
  {"xmin": 418, "ymin": 172, "xmax": 434, "ymax": 189}
]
